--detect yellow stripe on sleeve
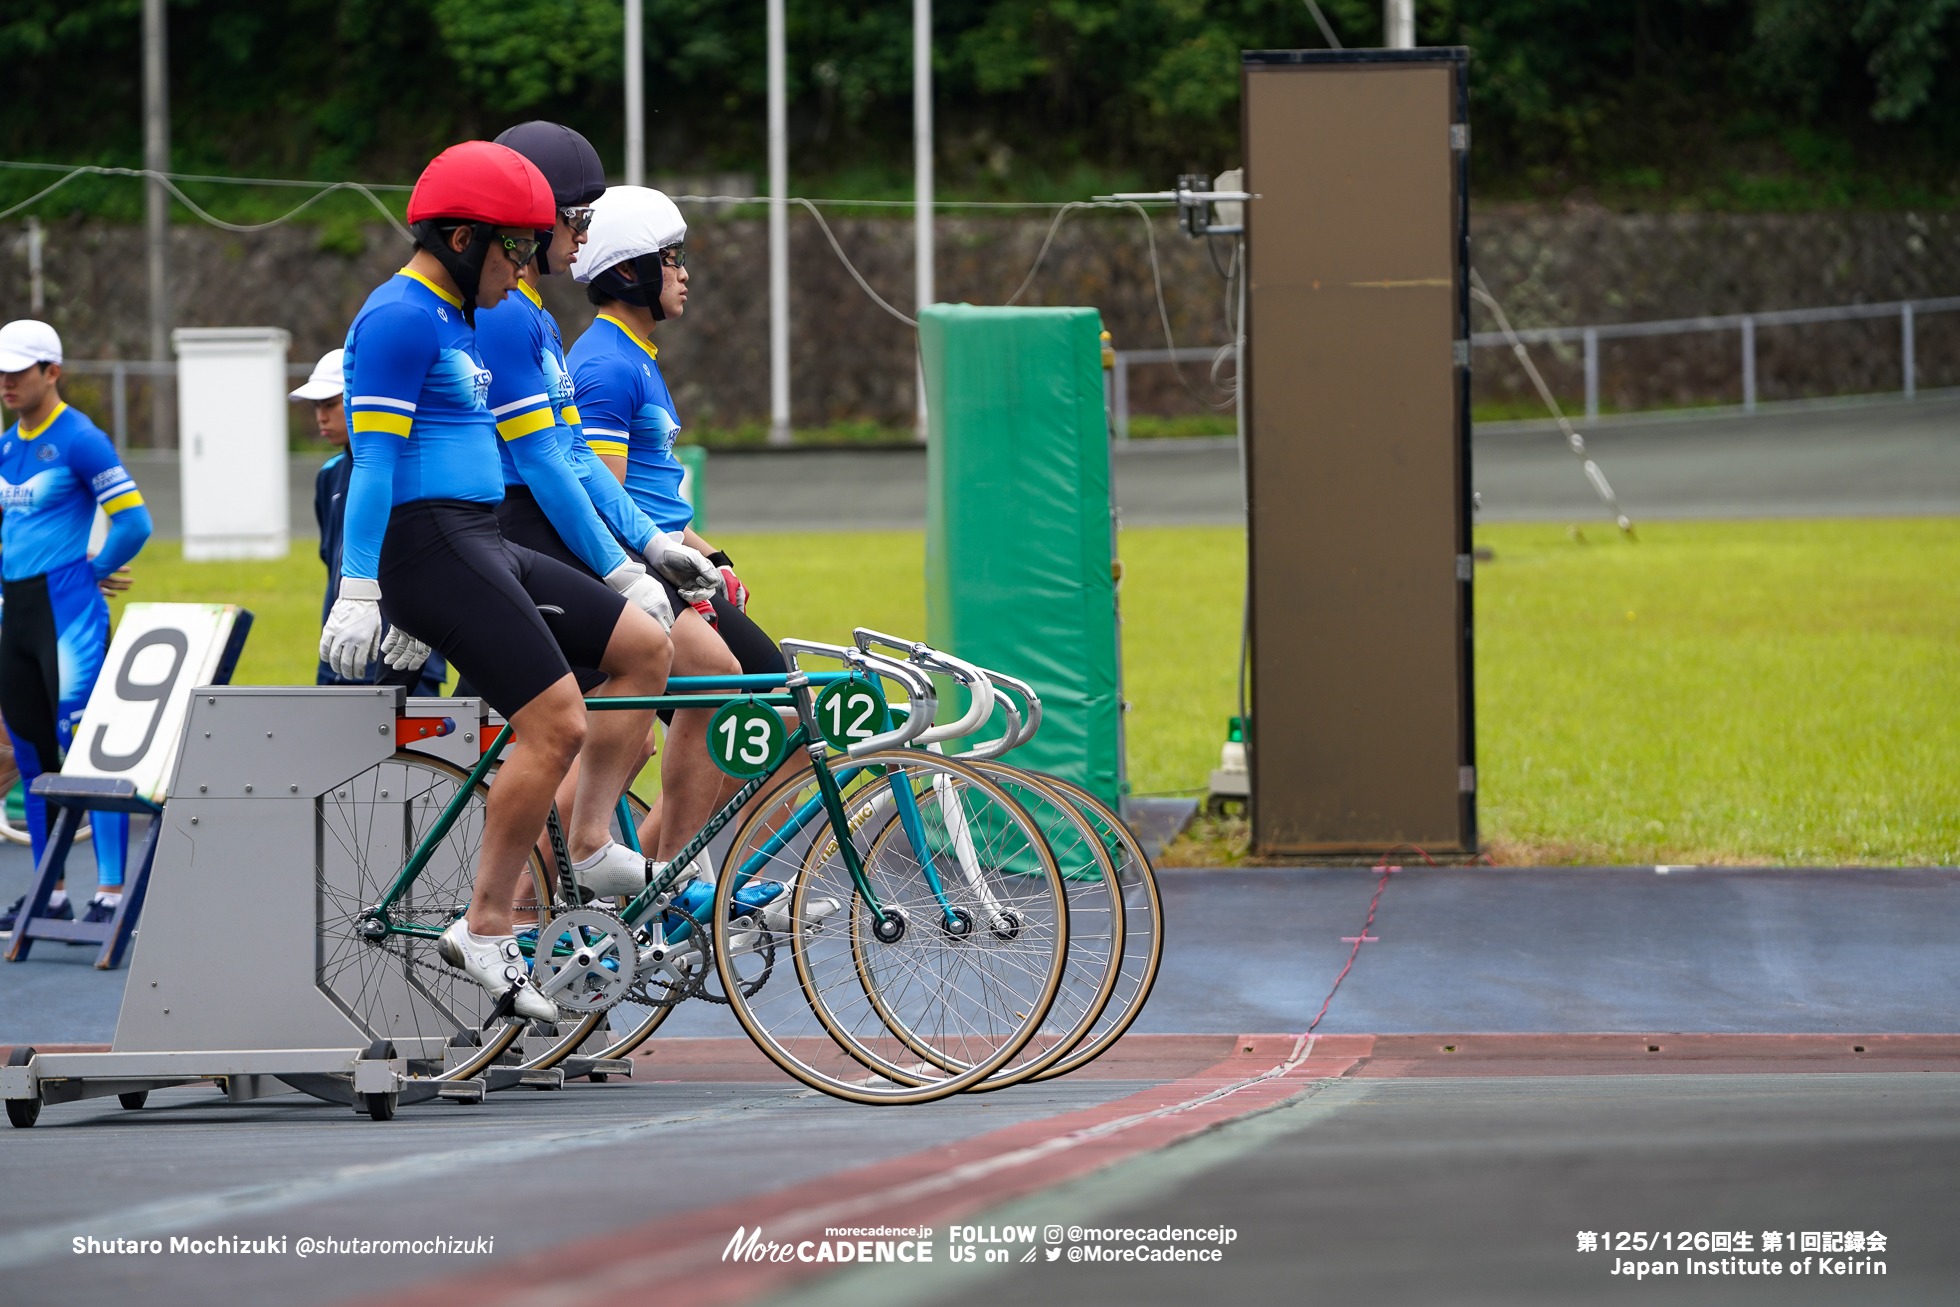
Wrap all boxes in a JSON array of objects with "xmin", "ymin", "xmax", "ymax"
[
  {"xmin": 560, "ymin": 405, "xmax": 581, "ymax": 425},
  {"xmin": 102, "ymin": 489, "xmax": 145, "ymax": 515},
  {"xmin": 352, "ymin": 411, "xmax": 413, "ymax": 437},
  {"xmin": 496, "ymin": 408, "xmax": 556, "ymax": 441},
  {"xmin": 584, "ymin": 439, "xmax": 628, "ymax": 458}
]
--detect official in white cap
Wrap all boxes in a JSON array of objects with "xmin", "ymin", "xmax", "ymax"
[
  {"xmin": 0, "ymin": 319, "xmax": 62, "ymax": 373},
  {"xmin": 297, "ymin": 348, "xmax": 445, "ymax": 694}
]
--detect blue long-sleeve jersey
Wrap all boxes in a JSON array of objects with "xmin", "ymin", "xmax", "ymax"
[
  {"xmin": 475, "ymin": 280, "xmax": 644, "ymax": 574},
  {"xmin": 0, "ymin": 401, "xmax": 151, "ymax": 582},
  {"xmin": 340, "ymin": 269, "xmax": 505, "ymax": 582},
  {"xmin": 567, "ymin": 314, "xmax": 693, "ymax": 536}
]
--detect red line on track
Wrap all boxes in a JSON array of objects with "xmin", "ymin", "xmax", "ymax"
[{"xmin": 344, "ymin": 1035, "xmax": 1365, "ymax": 1307}]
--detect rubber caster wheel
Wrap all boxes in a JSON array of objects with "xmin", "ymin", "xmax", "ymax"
[
  {"xmin": 588, "ymin": 1072, "xmax": 608, "ymax": 1083},
  {"xmin": 118, "ymin": 1091, "xmax": 148, "ymax": 1111},
  {"xmin": 6, "ymin": 1048, "xmax": 39, "ymax": 1127},
  {"xmin": 361, "ymin": 1039, "xmax": 398, "ymax": 1120}
]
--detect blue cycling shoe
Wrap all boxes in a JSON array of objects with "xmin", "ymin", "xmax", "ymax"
[
  {"xmin": 659, "ymin": 879, "xmax": 788, "ymax": 943},
  {"xmin": 0, "ymin": 894, "xmax": 73, "ymax": 933},
  {"xmin": 67, "ymin": 896, "xmax": 120, "ymax": 945}
]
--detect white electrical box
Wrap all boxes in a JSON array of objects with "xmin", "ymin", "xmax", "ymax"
[{"xmin": 173, "ymin": 327, "xmax": 291, "ymax": 560}]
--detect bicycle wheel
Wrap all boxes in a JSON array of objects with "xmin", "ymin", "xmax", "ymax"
[
  {"xmin": 712, "ymin": 752, "xmax": 1068, "ymax": 1104},
  {"xmin": 317, "ymin": 753, "xmax": 550, "ymax": 1082},
  {"xmin": 1023, "ymin": 773, "xmax": 1164, "ymax": 1081},
  {"xmin": 930, "ymin": 760, "xmax": 1123, "ymax": 1089},
  {"xmin": 808, "ymin": 758, "xmax": 1121, "ymax": 1089}
]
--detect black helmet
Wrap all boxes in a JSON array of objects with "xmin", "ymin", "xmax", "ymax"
[{"xmin": 493, "ymin": 121, "xmax": 607, "ymax": 273}]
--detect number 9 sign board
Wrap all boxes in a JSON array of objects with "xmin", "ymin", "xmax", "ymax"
[{"xmin": 61, "ymin": 602, "xmax": 253, "ymax": 805}]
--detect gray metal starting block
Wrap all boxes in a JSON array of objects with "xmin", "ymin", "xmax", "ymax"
[{"xmin": 3, "ymin": 685, "xmax": 507, "ymax": 1126}]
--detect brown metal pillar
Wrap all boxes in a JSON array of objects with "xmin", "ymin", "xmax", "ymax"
[{"xmin": 1241, "ymin": 49, "xmax": 1474, "ymax": 855}]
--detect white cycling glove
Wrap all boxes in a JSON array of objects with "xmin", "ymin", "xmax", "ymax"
[
  {"xmin": 605, "ymin": 561, "xmax": 676, "ymax": 631},
  {"xmin": 642, "ymin": 534, "xmax": 721, "ymax": 604},
  {"xmin": 380, "ymin": 625, "xmax": 432, "ymax": 672},
  {"xmin": 321, "ymin": 577, "xmax": 384, "ymax": 680}
]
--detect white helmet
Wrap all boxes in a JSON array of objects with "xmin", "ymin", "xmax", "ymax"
[{"xmin": 576, "ymin": 186, "xmax": 686, "ymax": 316}]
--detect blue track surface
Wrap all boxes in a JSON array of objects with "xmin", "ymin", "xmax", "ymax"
[{"xmin": 6, "ymin": 850, "xmax": 1954, "ymax": 1046}]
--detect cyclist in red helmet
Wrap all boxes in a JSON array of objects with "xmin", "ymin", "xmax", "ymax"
[{"xmin": 324, "ymin": 141, "xmax": 675, "ymax": 1020}]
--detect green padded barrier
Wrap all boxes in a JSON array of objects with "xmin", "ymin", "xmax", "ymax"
[
  {"xmin": 677, "ymin": 443, "xmax": 708, "ymax": 532},
  {"xmin": 920, "ymin": 303, "xmax": 1122, "ymax": 806}
]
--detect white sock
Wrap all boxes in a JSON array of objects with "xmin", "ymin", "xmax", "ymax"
[
  {"xmin": 48, "ymin": 890, "xmax": 68, "ymax": 910},
  {"xmin": 465, "ymin": 927, "xmax": 510, "ymax": 947},
  {"xmin": 93, "ymin": 892, "xmax": 122, "ymax": 906},
  {"xmin": 570, "ymin": 842, "xmax": 617, "ymax": 873}
]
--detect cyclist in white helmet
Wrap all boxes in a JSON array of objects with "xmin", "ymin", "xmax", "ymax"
[{"xmin": 568, "ymin": 187, "xmax": 785, "ymax": 862}]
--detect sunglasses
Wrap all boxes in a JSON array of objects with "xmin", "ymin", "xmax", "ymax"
[
  {"xmin": 559, "ymin": 206, "xmax": 594, "ymax": 235},
  {"xmin": 497, "ymin": 233, "xmax": 542, "ymax": 267},
  {"xmin": 656, "ymin": 245, "xmax": 686, "ymax": 269}
]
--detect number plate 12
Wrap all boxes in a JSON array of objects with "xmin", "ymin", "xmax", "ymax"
[{"xmin": 813, "ymin": 676, "xmax": 887, "ymax": 753}]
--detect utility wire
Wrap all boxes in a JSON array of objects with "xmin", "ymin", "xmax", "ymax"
[
  {"xmin": 1469, "ymin": 268, "xmax": 1634, "ymax": 535},
  {"xmin": 0, "ymin": 163, "xmax": 410, "ymax": 240},
  {"xmin": 1304, "ymin": 0, "xmax": 1343, "ymax": 49},
  {"xmin": 0, "ymin": 160, "xmax": 1212, "ymax": 383}
]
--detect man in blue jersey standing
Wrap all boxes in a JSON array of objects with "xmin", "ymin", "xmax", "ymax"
[
  {"xmin": 323, "ymin": 142, "xmax": 675, "ymax": 1018},
  {"xmin": 295, "ymin": 348, "xmax": 446, "ymax": 695},
  {"xmin": 0, "ymin": 319, "xmax": 153, "ymax": 934}
]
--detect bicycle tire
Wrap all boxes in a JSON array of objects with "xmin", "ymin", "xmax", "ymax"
[
  {"xmin": 712, "ymin": 751, "xmax": 1068, "ymax": 1104},
  {"xmin": 1022, "ymin": 773, "xmax": 1165, "ymax": 1081},
  {"xmin": 316, "ymin": 753, "xmax": 548, "ymax": 1084},
  {"xmin": 815, "ymin": 760, "xmax": 1122, "ymax": 1090}
]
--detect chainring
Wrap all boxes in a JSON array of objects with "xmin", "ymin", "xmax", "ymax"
[{"xmin": 526, "ymin": 908, "xmax": 636, "ymax": 1014}]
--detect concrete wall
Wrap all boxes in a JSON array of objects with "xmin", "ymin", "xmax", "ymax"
[{"xmin": 6, "ymin": 207, "xmax": 1959, "ymax": 438}]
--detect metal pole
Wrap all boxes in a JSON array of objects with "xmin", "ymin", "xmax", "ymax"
[
  {"xmin": 143, "ymin": 0, "xmax": 171, "ymax": 434},
  {"xmin": 1740, "ymin": 315, "xmax": 1756, "ymax": 414},
  {"xmin": 913, "ymin": 0, "xmax": 934, "ymax": 442},
  {"xmin": 1113, "ymin": 353, "xmax": 1130, "ymax": 443},
  {"xmin": 766, "ymin": 0, "xmax": 791, "ymax": 446},
  {"xmin": 1383, "ymin": 0, "xmax": 1414, "ymax": 47},
  {"xmin": 112, "ymin": 363, "xmax": 128, "ymax": 454},
  {"xmin": 623, "ymin": 0, "xmax": 644, "ymax": 187},
  {"xmin": 1582, "ymin": 326, "xmax": 1598, "ymax": 422},
  {"xmin": 1902, "ymin": 302, "xmax": 1916, "ymax": 399},
  {"xmin": 26, "ymin": 217, "xmax": 44, "ymax": 316}
]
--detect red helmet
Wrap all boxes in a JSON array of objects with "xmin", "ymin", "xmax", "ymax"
[{"xmin": 408, "ymin": 141, "xmax": 555, "ymax": 229}]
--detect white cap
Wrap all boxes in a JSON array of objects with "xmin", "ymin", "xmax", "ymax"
[
  {"xmin": 0, "ymin": 319, "xmax": 62, "ymax": 372},
  {"xmin": 574, "ymin": 186, "xmax": 686, "ymax": 283},
  {"xmin": 289, "ymin": 348, "xmax": 345, "ymax": 402}
]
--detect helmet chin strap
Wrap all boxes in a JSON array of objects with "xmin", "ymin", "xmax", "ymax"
[
  {"xmin": 412, "ymin": 220, "xmax": 493, "ymax": 326},
  {"xmin": 595, "ymin": 254, "xmax": 669, "ymax": 320}
]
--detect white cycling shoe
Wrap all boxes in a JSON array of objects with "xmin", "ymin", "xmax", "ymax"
[
  {"xmin": 571, "ymin": 841, "xmax": 653, "ymax": 899},
  {"xmin": 438, "ymin": 919, "xmax": 558, "ymax": 1022},
  {"xmin": 762, "ymin": 895, "xmax": 840, "ymax": 935}
]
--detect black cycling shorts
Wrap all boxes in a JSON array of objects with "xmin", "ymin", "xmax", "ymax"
[
  {"xmin": 504, "ymin": 483, "xmax": 784, "ymax": 676},
  {"xmin": 378, "ymin": 499, "xmax": 624, "ymax": 719},
  {"xmin": 494, "ymin": 486, "xmax": 611, "ymax": 694}
]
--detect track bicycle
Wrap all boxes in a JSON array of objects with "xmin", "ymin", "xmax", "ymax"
[
  {"xmin": 320, "ymin": 641, "xmax": 1073, "ymax": 1106},
  {"xmin": 818, "ymin": 631, "xmax": 1163, "ymax": 1086}
]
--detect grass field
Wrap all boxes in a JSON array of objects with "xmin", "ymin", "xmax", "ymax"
[{"xmin": 115, "ymin": 517, "xmax": 1960, "ymax": 865}]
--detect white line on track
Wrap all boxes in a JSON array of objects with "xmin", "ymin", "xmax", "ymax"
[{"xmin": 0, "ymin": 1090, "xmax": 793, "ymax": 1271}]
